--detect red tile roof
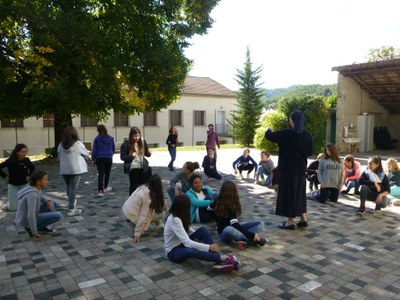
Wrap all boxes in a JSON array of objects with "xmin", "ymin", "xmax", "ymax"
[{"xmin": 183, "ymin": 76, "xmax": 237, "ymax": 97}]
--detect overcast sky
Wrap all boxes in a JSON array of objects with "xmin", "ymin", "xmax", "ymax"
[{"xmin": 184, "ymin": 0, "xmax": 400, "ymax": 90}]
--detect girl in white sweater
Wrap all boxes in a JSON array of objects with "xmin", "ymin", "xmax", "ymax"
[
  {"xmin": 122, "ymin": 174, "xmax": 166, "ymax": 243},
  {"xmin": 164, "ymin": 194, "xmax": 240, "ymax": 273}
]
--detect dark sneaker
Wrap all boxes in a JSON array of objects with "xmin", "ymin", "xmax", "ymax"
[
  {"xmin": 354, "ymin": 190, "xmax": 360, "ymax": 195},
  {"xmin": 357, "ymin": 205, "xmax": 365, "ymax": 215},
  {"xmin": 375, "ymin": 203, "xmax": 382, "ymax": 212},
  {"xmin": 38, "ymin": 227, "xmax": 55, "ymax": 234},
  {"xmin": 255, "ymin": 237, "xmax": 267, "ymax": 247},
  {"xmin": 340, "ymin": 190, "xmax": 348, "ymax": 195},
  {"xmin": 25, "ymin": 227, "xmax": 34, "ymax": 238},
  {"xmin": 230, "ymin": 240, "xmax": 247, "ymax": 250}
]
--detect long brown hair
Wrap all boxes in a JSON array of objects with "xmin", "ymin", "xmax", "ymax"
[
  {"xmin": 324, "ymin": 144, "xmax": 341, "ymax": 164},
  {"xmin": 344, "ymin": 154, "xmax": 355, "ymax": 168},
  {"xmin": 61, "ymin": 126, "xmax": 79, "ymax": 149},
  {"xmin": 128, "ymin": 126, "xmax": 144, "ymax": 156},
  {"xmin": 168, "ymin": 194, "xmax": 191, "ymax": 232},
  {"xmin": 215, "ymin": 181, "xmax": 242, "ymax": 218},
  {"xmin": 97, "ymin": 124, "xmax": 109, "ymax": 137},
  {"xmin": 148, "ymin": 174, "xmax": 164, "ymax": 214}
]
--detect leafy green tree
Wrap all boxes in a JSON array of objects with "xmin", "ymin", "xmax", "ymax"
[
  {"xmin": 366, "ymin": 46, "xmax": 400, "ymax": 62},
  {"xmin": 229, "ymin": 48, "xmax": 264, "ymax": 146},
  {"xmin": 253, "ymin": 111, "xmax": 287, "ymax": 152},
  {"xmin": 0, "ymin": 0, "xmax": 219, "ymax": 148},
  {"xmin": 254, "ymin": 94, "xmax": 328, "ymax": 153}
]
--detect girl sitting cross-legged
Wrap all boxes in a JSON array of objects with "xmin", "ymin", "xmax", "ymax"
[
  {"xmin": 208, "ymin": 181, "xmax": 267, "ymax": 250},
  {"xmin": 186, "ymin": 174, "xmax": 217, "ymax": 223},
  {"xmin": 164, "ymin": 194, "xmax": 241, "ymax": 273}
]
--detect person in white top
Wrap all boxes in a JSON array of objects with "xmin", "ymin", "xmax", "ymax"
[
  {"xmin": 164, "ymin": 194, "xmax": 240, "ymax": 273},
  {"xmin": 122, "ymin": 174, "xmax": 166, "ymax": 243},
  {"xmin": 57, "ymin": 126, "xmax": 90, "ymax": 217}
]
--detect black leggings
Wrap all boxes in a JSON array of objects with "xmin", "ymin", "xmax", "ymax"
[{"xmin": 96, "ymin": 157, "xmax": 112, "ymax": 192}]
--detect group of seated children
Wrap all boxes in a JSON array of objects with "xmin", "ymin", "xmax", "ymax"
[
  {"xmin": 306, "ymin": 144, "xmax": 400, "ymax": 214},
  {"xmin": 122, "ymin": 159, "xmax": 268, "ymax": 273}
]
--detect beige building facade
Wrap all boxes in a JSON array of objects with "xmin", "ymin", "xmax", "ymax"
[
  {"xmin": 0, "ymin": 77, "xmax": 237, "ymax": 157},
  {"xmin": 330, "ymin": 60, "xmax": 400, "ymax": 154}
]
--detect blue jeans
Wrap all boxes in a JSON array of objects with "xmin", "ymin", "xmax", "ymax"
[
  {"xmin": 7, "ymin": 183, "xmax": 28, "ymax": 211},
  {"xmin": 344, "ymin": 179, "xmax": 360, "ymax": 193},
  {"xmin": 37, "ymin": 200, "xmax": 62, "ymax": 229},
  {"xmin": 168, "ymin": 146, "xmax": 176, "ymax": 170},
  {"xmin": 204, "ymin": 168, "xmax": 222, "ymax": 180},
  {"xmin": 316, "ymin": 188, "xmax": 339, "ymax": 203},
  {"xmin": 219, "ymin": 220, "xmax": 265, "ymax": 244},
  {"xmin": 167, "ymin": 227, "xmax": 221, "ymax": 264},
  {"xmin": 62, "ymin": 174, "xmax": 81, "ymax": 209},
  {"xmin": 257, "ymin": 166, "xmax": 272, "ymax": 186}
]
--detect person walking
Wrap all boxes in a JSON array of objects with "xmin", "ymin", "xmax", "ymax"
[
  {"xmin": 166, "ymin": 126, "xmax": 178, "ymax": 171},
  {"xmin": 164, "ymin": 194, "xmax": 240, "ymax": 273},
  {"xmin": 120, "ymin": 126, "xmax": 152, "ymax": 195},
  {"xmin": 57, "ymin": 125, "xmax": 90, "ymax": 217},
  {"xmin": 265, "ymin": 110, "xmax": 313, "ymax": 229},
  {"xmin": 206, "ymin": 124, "xmax": 220, "ymax": 160},
  {"xmin": 15, "ymin": 170, "xmax": 62, "ymax": 241},
  {"xmin": 92, "ymin": 124, "xmax": 115, "ymax": 197},
  {"xmin": 0, "ymin": 143, "xmax": 35, "ymax": 212}
]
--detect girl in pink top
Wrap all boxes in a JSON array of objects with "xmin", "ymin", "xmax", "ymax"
[{"xmin": 341, "ymin": 155, "xmax": 362, "ymax": 195}]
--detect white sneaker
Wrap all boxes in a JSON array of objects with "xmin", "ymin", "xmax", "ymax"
[
  {"xmin": 68, "ymin": 208, "xmax": 82, "ymax": 217},
  {"xmin": 104, "ymin": 186, "xmax": 112, "ymax": 192}
]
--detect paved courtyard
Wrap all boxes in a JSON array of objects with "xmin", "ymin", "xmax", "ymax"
[{"xmin": 1, "ymin": 148, "xmax": 400, "ymax": 299}]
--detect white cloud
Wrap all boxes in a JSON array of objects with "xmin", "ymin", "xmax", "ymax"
[{"xmin": 185, "ymin": 0, "xmax": 400, "ymax": 90}]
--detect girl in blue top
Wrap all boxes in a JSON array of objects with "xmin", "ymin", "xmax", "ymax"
[
  {"xmin": 186, "ymin": 174, "xmax": 217, "ymax": 223},
  {"xmin": 232, "ymin": 148, "xmax": 258, "ymax": 179},
  {"xmin": 92, "ymin": 124, "xmax": 115, "ymax": 197}
]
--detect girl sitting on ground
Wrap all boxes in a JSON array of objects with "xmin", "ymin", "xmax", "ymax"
[
  {"xmin": 358, "ymin": 156, "xmax": 390, "ymax": 214},
  {"xmin": 202, "ymin": 148, "xmax": 221, "ymax": 180},
  {"xmin": 167, "ymin": 161, "xmax": 200, "ymax": 201},
  {"xmin": 164, "ymin": 194, "xmax": 240, "ymax": 273},
  {"xmin": 385, "ymin": 158, "xmax": 400, "ymax": 205},
  {"xmin": 254, "ymin": 151, "xmax": 275, "ymax": 187},
  {"xmin": 341, "ymin": 154, "xmax": 362, "ymax": 195},
  {"xmin": 186, "ymin": 174, "xmax": 217, "ymax": 223},
  {"xmin": 208, "ymin": 180, "xmax": 267, "ymax": 249},
  {"xmin": 308, "ymin": 144, "xmax": 343, "ymax": 203},
  {"xmin": 122, "ymin": 174, "xmax": 167, "ymax": 243},
  {"xmin": 306, "ymin": 153, "xmax": 323, "ymax": 191}
]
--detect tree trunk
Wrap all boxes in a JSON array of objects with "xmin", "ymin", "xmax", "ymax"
[{"xmin": 53, "ymin": 113, "xmax": 72, "ymax": 157}]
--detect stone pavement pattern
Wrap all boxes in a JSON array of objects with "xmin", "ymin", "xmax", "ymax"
[{"xmin": 1, "ymin": 149, "xmax": 400, "ymax": 300}]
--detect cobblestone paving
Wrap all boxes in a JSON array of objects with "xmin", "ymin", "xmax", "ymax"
[{"xmin": 1, "ymin": 149, "xmax": 400, "ymax": 299}]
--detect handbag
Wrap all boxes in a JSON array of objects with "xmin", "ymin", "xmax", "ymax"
[{"xmin": 123, "ymin": 162, "xmax": 131, "ymax": 174}]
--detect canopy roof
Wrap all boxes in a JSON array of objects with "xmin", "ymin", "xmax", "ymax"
[{"xmin": 332, "ymin": 59, "xmax": 400, "ymax": 113}]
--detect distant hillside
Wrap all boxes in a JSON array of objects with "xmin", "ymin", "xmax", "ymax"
[{"xmin": 263, "ymin": 84, "xmax": 337, "ymax": 109}]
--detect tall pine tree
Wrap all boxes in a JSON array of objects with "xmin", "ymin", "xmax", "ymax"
[{"xmin": 230, "ymin": 48, "xmax": 264, "ymax": 146}]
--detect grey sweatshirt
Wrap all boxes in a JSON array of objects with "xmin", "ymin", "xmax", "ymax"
[
  {"xmin": 317, "ymin": 158, "xmax": 344, "ymax": 189},
  {"xmin": 15, "ymin": 185, "xmax": 45, "ymax": 235}
]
